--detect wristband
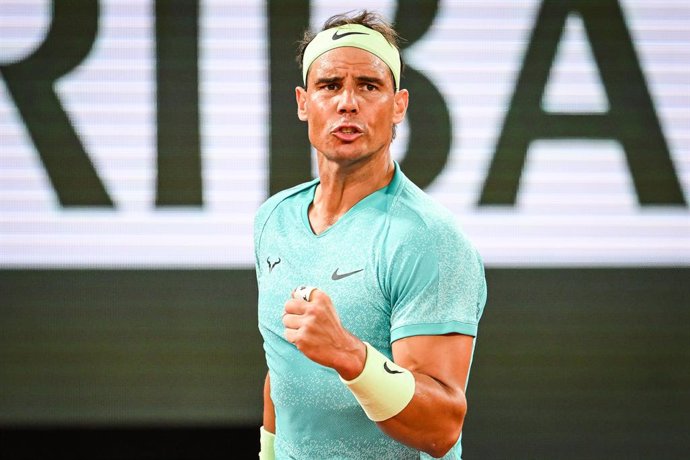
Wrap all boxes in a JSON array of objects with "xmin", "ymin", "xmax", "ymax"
[
  {"xmin": 258, "ymin": 426, "xmax": 275, "ymax": 460},
  {"xmin": 341, "ymin": 342, "xmax": 415, "ymax": 422}
]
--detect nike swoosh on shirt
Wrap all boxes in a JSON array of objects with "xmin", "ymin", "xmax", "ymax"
[
  {"xmin": 332, "ymin": 30, "xmax": 368, "ymax": 40},
  {"xmin": 331, "ymin": 268, "xmax": 364, "ymax": 280}
]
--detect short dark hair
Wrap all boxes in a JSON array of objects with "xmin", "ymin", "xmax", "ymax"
[{"xmin": 296, "ymin": 10, "xmax": 405, "ymax": 91}]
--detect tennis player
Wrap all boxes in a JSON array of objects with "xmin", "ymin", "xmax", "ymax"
[{"xmin": 255, "ymin": 10, "xmax": 487, "ymax": 459}]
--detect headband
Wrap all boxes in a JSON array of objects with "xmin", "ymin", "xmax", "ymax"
[{"xmin": 302, "ymin": 24, "xmax": 401, "ymax": 91}]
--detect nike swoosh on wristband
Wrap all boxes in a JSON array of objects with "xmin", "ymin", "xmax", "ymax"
[
  {"xmin": 331, "ymin": 268, "xmax": 364, "ymax": 280},
  {"xmin": 332, "ymin": 30, "xmax": 368, "ymax": 40},
  {"xmin": 383, "ymin": 362, "xmax": 403, "ymax": 374}
]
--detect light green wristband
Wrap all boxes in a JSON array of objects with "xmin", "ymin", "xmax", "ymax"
[
  {"xmin": 341, "ymin": 342, "xmax": 416, "ymax": 422},
  {"xmin": 258, "ymin": 426, "xmax": 275, "ymax": 460}
]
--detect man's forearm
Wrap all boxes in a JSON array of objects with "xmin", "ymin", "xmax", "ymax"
[
  {"xmin": 377, "ymin": 373, "xmax": 466, "ymax": 458},
  {"xmin": 343, "ymin": 335, "xmax": 473, "ymax": 458}
]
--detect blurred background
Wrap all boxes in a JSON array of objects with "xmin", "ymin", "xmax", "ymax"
[{"xmin": 1, "ymin": 1, "xmax": 688, "ymax": 458}]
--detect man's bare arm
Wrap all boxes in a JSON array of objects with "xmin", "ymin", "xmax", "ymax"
[{"xmin": 378, "ymin": 334, "xmax": 473, "ymax": 457}]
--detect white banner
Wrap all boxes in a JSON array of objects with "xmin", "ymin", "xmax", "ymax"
[{"xmin": 1, "ymin": 0, "xmax": 688, "ymax": 267}]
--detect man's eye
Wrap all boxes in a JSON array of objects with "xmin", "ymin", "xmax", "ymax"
[{"xmin": 365, "ymin": 84, "xmax": 377, "ymax": 91}]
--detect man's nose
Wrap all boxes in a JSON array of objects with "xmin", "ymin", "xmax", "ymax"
[{"xmin": 337, "ymin": 88, "xmax": 359, "ymax": 113}]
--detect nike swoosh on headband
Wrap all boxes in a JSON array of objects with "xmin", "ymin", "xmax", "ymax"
[{"xmin": 332, "ymin": 30, "xmax": 369, "ymax": 40}]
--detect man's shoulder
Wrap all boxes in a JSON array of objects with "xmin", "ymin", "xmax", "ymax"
[
  {"xmin": 255, "ymin": 179, "xmax": 318, "ymax": 225},
  {"xmin": 390, "ymin": 173, "xmax": 461, "ymax": 237},
  {"xmin": 384, "ymin": 172, "xmax": 485, "ymax": 267}
]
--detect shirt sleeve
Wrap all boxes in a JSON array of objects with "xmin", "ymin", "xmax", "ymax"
[{"xmin": 387, "ymin": 218, "xmax": 487, "ymax": 343}]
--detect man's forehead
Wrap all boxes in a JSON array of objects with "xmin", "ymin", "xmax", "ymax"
[{"xmin": 309, "ymin": 47, "xmax": 392, "ymax": 81}]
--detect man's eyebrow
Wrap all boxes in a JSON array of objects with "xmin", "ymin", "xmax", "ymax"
[
  {"xmin": 313, "ymin": 75, "xmax": 389, "ymax": 86},
  {"xmin": 356, "ymin": 76, "xmax": 387, "ymax": 86},
  {"xmin": 314, "ymin": 76, "xmax": 342, "ymax": 86}
]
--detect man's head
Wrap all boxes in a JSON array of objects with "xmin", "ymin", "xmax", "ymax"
[
  {"xmin": 297, "ymin": 11, "xmax": 404, "ymax": 92},
  {"xmin": 295, "ymin": 11, "xmax": 408, "ymax": 165}
]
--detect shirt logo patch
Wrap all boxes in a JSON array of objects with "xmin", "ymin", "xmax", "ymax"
[
  {"xmin": 331, "ymin": 268, "xmax": 364, "ymax": 280},
  {"xmin": 267, "ymin": 257, "xmax": 281, "ymax": 273}
]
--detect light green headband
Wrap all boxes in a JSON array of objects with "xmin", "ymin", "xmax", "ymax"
[{"xmin": 302, "ymin": 23, "xmax": 401, "ymax": 91}]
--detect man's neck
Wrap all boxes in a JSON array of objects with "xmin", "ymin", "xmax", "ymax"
[{"xmin": 308, "ymin": 153, "xmax": 395, "ymax": 235}]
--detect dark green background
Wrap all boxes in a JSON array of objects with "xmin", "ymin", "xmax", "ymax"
[{"xmin": 2, "ymin": 268, "xmax": 688, "ymax": 458}]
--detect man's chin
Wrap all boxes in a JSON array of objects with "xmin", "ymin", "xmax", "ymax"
[{"xmin": 322, "ymin": 150, "xmax": 371, "ymax": 166}]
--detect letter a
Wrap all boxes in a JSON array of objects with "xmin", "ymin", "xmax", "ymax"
[{"xmin": 479, "ymin": 0, "xmax": 686, "ymax": 206}]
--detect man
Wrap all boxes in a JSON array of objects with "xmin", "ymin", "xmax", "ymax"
[{"xmin": 255, "ymin": 10, "xmax": 487, "ymax": 459}]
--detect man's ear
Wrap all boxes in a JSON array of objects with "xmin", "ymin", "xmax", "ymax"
[
  {"xmin": 392, "ymin": 89, "xmax": 409, "ymax": 125},
  {"xmin": 296, "ymin": 86, "xmax": 308, "ymax": 121}
]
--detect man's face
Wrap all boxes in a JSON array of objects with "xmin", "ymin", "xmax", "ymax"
[{"xmin": 296, "ymin": 47, "xmax": 408, "ymax": 166}]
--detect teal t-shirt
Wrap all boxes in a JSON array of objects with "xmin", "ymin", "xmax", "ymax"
[{"xmin": 254, "ymin": 163, "xmax": 487, "ymax": 459}]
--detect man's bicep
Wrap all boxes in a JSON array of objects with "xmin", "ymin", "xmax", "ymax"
[{"xmin": 391, "ymin": 334, "xmax": 474, "ymax": 391}]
